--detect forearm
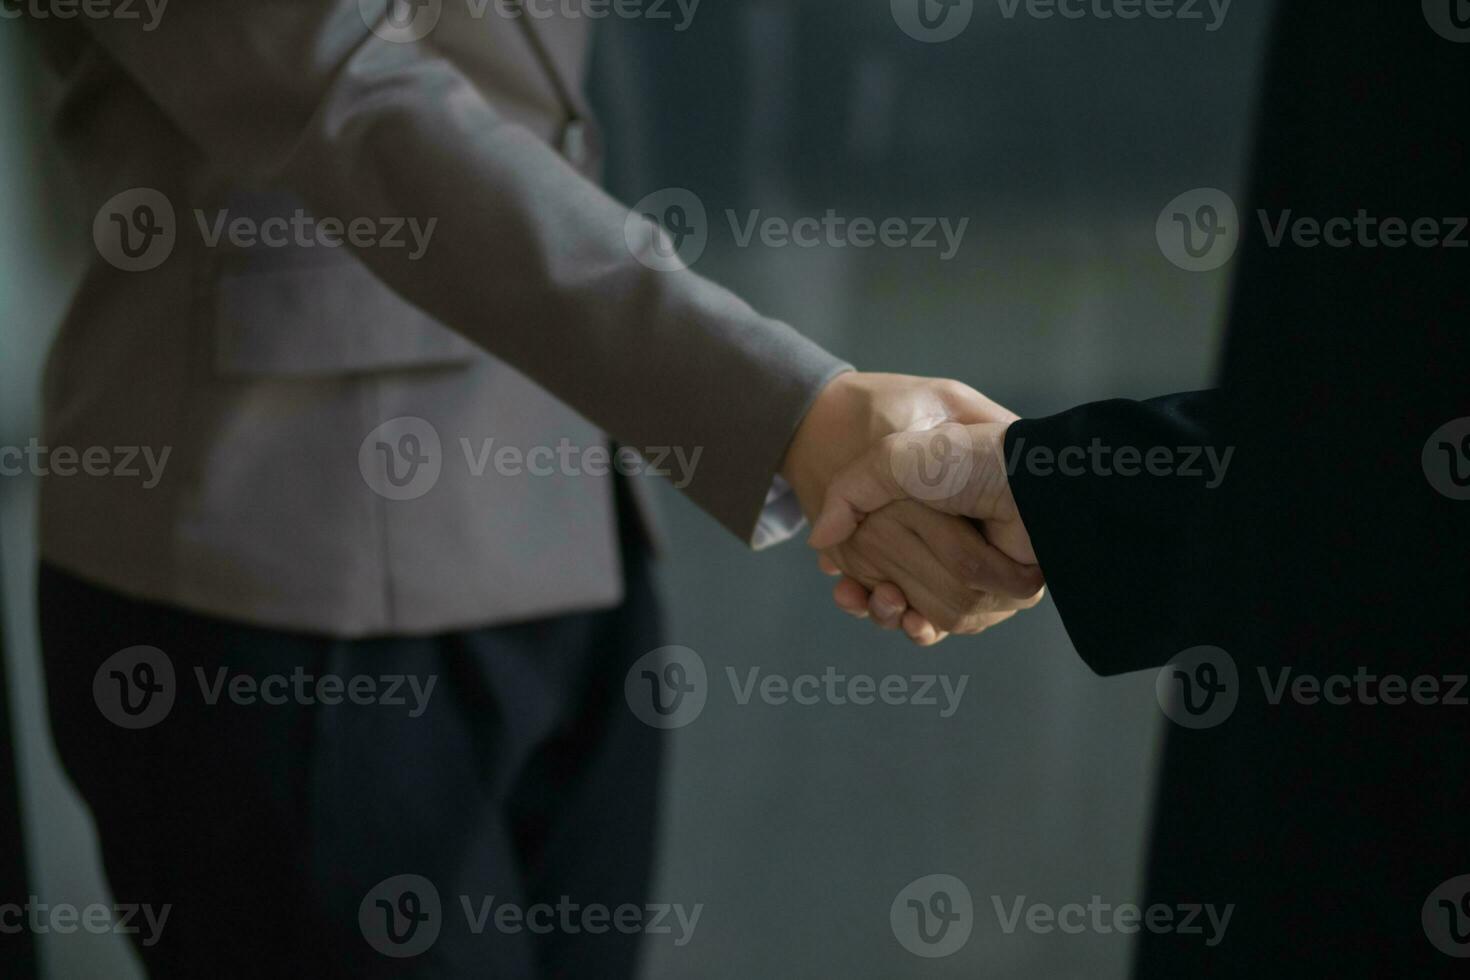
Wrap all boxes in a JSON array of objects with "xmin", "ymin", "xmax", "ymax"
[
  {"xmin": 1006, "ymin": 390, "xmax": 1226, "ymax": 675},
  {"xmin": 71, "ymin": 3, "xmax": 849, "ymax": 540}
]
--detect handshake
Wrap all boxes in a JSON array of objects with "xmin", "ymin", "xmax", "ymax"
[{"xmin": 781, "ymin": 372, "xmax": 1045, "ymax": 646}]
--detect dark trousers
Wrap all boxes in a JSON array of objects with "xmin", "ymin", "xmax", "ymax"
[{"xmin": 39, "ymin": 542, "xmax": 664, "ymax": 979}]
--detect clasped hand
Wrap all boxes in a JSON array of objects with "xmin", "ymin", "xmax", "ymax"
[{"xmin": 782, "ymin": 373, "xmax": 1044, "ymax": 646}]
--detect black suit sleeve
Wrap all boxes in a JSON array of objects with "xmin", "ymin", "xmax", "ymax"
[{"xmin": 1004, "ymin": 391, "xmax": 1226, "ymax": 677}]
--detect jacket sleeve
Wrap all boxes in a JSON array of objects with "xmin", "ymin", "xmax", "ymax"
[
  {"xmin": 63, "ymin": 1, "xmax": 850, "ymax": 542},
  {"xmin": 1004, "ymin": 390, "xmax": 1226, "ymax": 676}
]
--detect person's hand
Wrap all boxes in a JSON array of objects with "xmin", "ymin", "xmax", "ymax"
[
  {"xmin": 807, "ymin": 421, "xmax": 1033, "ymax": 563},
  {"xmin": 780, "ymin": 373, "xmax": 1017, "ymax": 523},
  {"xmin": 782, "ymin": 377, "xmax": 1039, "ymax": 645},
  {"xmin": 815, "ymin": 500, "xmax": 1044, "ymax": 646}
]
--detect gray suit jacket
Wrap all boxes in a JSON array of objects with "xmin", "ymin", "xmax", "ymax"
[{"xmin": 33, "ymin": 2, "xmax": 848, "ymax": 636}]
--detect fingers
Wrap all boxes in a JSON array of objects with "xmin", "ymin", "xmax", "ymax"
[
  {"xmin": 895, "ymin": 501, "xmax": 1045, "ymax": 599},
  {"xmin": 806, "ymin": 433, "xmax": 909, "ymax": 550},
  {"xmin": 861, "ymin": 582, "xmax": 949, "ymax": 645},
  {"xmin": 899, "ymin": 609, "xmax": 949, "ymax": 646},
  {"xmin": 831, "ymin": 576, "xmax": 871, "ymax": 619},
  {"xmin": 868, "ymin": 581, "xmax": 908, "ymax": 630},
  {"xmin": 829, "ymin": 568, "xmax": 1030, "ymax": 643},
  {"xmin": 832, "ymin": 577, "xmax": 923, "ymax": 636},
  {"xmin": 807, "ymin": 424, "xmax": 965, "ymax": 550},
  {"xmin": 859, "ymin": 582, "xmax": 955, "ymax": 646},
  {"xmin": 808, "ymin": 421, "xmax": 1017, "ymax": 551},
  {"xmin": 984, "ymin": 513, "xmax": 1038, "ymax": 566},
  {"xmin": 848, "ymin": 516, "xmax": 1020, "ymax": 634},
  {"xmin": 819, "ymin": 501, "xmax": 1044, "ymax": 640}
]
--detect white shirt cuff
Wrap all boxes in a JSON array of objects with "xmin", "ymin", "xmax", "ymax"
[{"xmin": 750, "ymin": 475, "xmax": 807, "ymax": 551}]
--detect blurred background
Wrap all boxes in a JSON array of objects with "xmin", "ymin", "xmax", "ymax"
[{"xmin": 1, "ymin": 2, "xmax": 1271, "ymax": 977}]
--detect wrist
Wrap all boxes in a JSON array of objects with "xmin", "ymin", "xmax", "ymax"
[{"xmin": 781, "ymin": 371, "xmax": 860, "ymax": 519}]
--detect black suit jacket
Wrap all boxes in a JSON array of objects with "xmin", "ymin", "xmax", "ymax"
[{"xmin": 1006, "ymin": 4, "xmax": 1470, "ymax": 975}]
